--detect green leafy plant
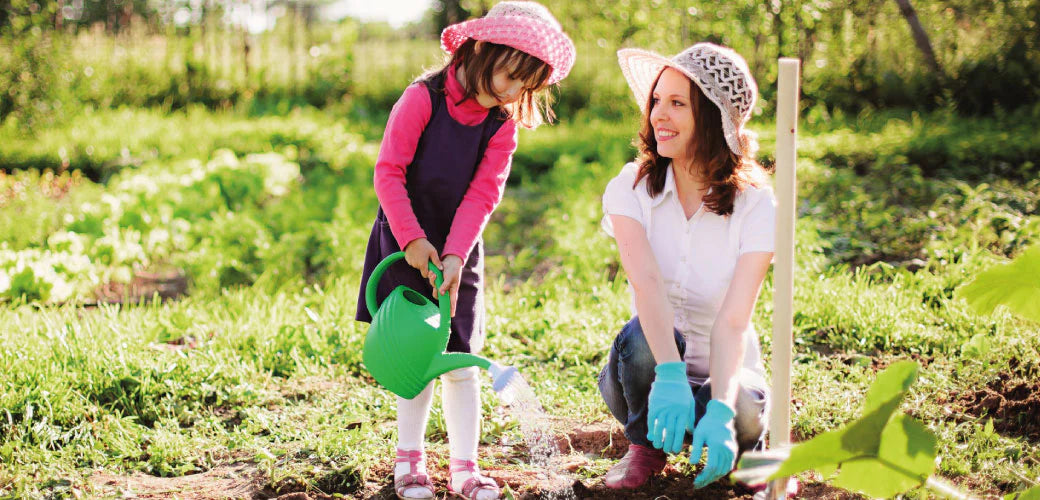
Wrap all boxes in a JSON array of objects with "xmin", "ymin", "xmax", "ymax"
[
  {"xmin": 957, "ymin": 245, "xmax": 1040, "ymax": 323},
  {"xmin": 737, "ymin": 361, "xmax": 1040, "ymax": 498},
  {"xmin": 736, "ymin": 361, "xmax": 946, "ymax": 498}
]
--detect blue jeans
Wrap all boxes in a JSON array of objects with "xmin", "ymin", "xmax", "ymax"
[{"xmin": 598, "ymin": 317, "xmax": 770, "ymax": 452}]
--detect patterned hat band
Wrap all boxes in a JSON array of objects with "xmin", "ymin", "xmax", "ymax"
[{"xmin": 618, "ymin": 43, "xmax": 759, "ymax": 157}]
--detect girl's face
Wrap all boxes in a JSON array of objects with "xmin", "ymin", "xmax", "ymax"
[
  {"xmin": 475, "ymin": 70, "xmax": 527, "ymax": 108},
  {"xmin": 470, "ymin": 42, "xmax": 546, "ymax": 109},
  {"xmin": 649, "ymin": 68, "xmax": 695, "ymax": 161}
]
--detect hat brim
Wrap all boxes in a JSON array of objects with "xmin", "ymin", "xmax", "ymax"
[
  {"xmin": 618, "ymin": 48, "xmax": 697, "ymax": 114},
  {"xmin": 617, "ymin": 48, "xmax": 750, "ymax": 157},
  {"xmin": 441, "ymin": 16, "xmax": 575, "ymax": 85}
]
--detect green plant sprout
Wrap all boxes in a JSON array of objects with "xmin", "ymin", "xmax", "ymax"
[
  {"xmin": 735, "ymin": 360, "xmax": 1040, "ymax": 499},
  {"xmin": 957, "ymin": 244, "xmax": 1040, "ymax": 324}
]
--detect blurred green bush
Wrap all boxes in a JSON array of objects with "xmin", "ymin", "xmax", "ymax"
[{"xmin": 3, "ymin": 1, "xmax": 1039, "ymax": 131}]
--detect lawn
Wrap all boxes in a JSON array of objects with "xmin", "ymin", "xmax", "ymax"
[{"xmin": 1, "ymin": 105, "xmax": 1038, "ymax": 499}]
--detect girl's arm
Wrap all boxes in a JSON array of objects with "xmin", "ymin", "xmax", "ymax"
[
  {"xmin": 441, "ymin": 119, "xmax": 519, "ymax": 261},
  {"xmin": 610, "ymin": 214, "xmax": 682, "ymax": 364},
  {"xmin": 707, "ymin": 251, "xmax": 773, "ymax": 408},
  {"xmin": 373, "ymin": 83, "xmax": 433, "ymax": 249}
]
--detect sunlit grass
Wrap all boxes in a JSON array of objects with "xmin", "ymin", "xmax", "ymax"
[{"xmin": 0, "ymin": 107, "xmax": 1038, "ymax": 498}]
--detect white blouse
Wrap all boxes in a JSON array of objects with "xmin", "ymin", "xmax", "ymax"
[{"xmin": 601, "ymin": 162, "xmax": 775, "ymax": 382}]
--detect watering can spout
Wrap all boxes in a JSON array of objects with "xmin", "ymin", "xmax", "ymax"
[
  {"xmin": 424, "ymin": 352, "xmax": 493, "ymax": 381},
  {"xmin": 487, "ymin": 361, "xmax": 519, "ymax": 393}
]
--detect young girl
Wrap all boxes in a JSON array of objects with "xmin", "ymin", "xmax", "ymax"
[
  {"xmin": 598, "ymin": 43, "xmax": 773, "ymax": 490},
  {"xmin": 354, "ymin": 2, "xmax": 574, "ymax": 499}
]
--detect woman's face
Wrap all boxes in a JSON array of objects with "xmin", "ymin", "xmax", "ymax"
[{"xmin": 649, "ymin": 68, "xmax": 694, "ymax": 161}]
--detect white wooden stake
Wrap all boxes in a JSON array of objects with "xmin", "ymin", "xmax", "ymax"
[{"xmin": 767, "ymin": 57, "xmax": 800, "ymax": 499}]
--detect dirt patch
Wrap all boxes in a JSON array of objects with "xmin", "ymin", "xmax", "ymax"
[
  {"xmin": 276, "ymin": 377, "xmax": 341, "ymax": 403},
  {"xmin": 351, "ymin": 452, "xmax": 757, "ymax": 500},
  {"xmin": 90, "ymin": 463, "xmax": 265, "ymax": 499},
  {"xmin": 796, "ymin": 483, "xmax": 864, "ymax": 499},
  {"xmin": 355, "ymin": 453, "xmax": 855, "ymax": 500},
  {"xmin": 90, "ymin": 269, "xmax": 189, "ymax": 306},
  {"xmin": 549, "ymin": 419, "xmax": 629, "ymax": 459},
  {"xmin": 88, "ymin": 420, "xmax": 861, "ymax": 500},
  {"xmin": 949, "ymin": 371, "xmax": 1040, "ymax": 440}
]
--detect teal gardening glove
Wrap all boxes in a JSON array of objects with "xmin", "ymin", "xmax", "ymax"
[
  {"xmin": 689, "ymin": 399, "xmax": 738, "ymax": 488},
  {"xmin": 646, "ymin": 361, "xmax": 694, "ymax": 454}
]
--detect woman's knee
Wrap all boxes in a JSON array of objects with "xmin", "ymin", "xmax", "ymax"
[
  {"xmin": 693, "ymin": 372, "xmax": 769, "ymax": 451},
  {"xmin": 614, "ymin": 317, "xmax": 686, "ymax": 367},
  {"xmin": 733, "ymin": 373, "xmax": 769, "ymax": 451}
]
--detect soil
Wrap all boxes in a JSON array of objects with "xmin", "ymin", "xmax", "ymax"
[
  {"xmin": 90, "ymin": 269, "xmax": 189, "ymax": 306},
  {"xmin": 89, "ymin": 420, "xmax": 857, "ymax": 500},
  {"xmin": 947, "ymin": 371, "xmax": 1040, "ymax": 441},
  {"xmin": 90, "ymin": 463, "xmax": 265, "ymax": 499}
]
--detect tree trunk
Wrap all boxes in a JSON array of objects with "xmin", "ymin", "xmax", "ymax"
[{"xmin": 893, "ymin": 0, "xmax": 945, "ymax": 78}]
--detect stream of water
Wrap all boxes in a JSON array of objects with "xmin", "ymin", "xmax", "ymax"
[{"xmin": 496, "ymin": 372, "xmax": 577, "ymax": 500}]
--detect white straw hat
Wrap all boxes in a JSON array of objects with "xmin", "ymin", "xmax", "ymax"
[{"xmin": 618, "ymin": 43, "xmax": 759, "ymax": 157}]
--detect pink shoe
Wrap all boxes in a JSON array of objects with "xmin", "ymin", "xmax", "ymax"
[
  {"xmin": 447, "ymin": 458, "xmax": 500, "ymax": 499},
  {"xmin": 603, "ymin": 444, "xmax": 667, "ymax": 489},
  {"xmin": 394, "ymin": 449, "xmax": 434, "ymax": 499}
]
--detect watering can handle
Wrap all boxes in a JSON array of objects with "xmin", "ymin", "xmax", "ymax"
[{"xmin": 365, "ymin": 251, "xmax": 448, "ymax": 325}]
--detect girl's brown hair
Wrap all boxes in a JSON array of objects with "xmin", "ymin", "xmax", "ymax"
[
  {"xmin": 424, "ymin": 39, "xmax": 555, "ymax": 128},
  {"xmin": 634, "ymin": 70, "xmax": 767, "ymax": 216}
]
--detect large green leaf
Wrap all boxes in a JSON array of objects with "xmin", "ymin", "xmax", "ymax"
[
  {"xmin": 875, "ymin": 414, "xmax": 937, "ymax": 486},
  {"xmin": 829, "ymin": 415, "xmax": 936, "ymax": 498},
  {"xmin": 770, "ymin": 361, "xmax": 920, "ymax": 479},
  {"xmin": 958, "ymin": 245, "xmax": 1040, "ymax": 323},
  {"xmin": 862, "ymin": 361, "xmax": 919, "ymax": 415}
]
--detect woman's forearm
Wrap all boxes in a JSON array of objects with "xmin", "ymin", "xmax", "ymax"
[
  {"xmin": 610, "ymin": 214, "xmax": 683, "ymax": 365},
  {"xmin": 706, "ymin": 252, "xmax": 772, "ymax": 408},
  {"xmin": 708, "ymin": 322, "xmax": 746, "ymax": 408},
  {"xmin": 633, "ymin": 283, "xmax": 683, "ymax": 365}
]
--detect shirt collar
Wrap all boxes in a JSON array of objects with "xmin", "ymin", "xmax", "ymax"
[
  {"xmin": 654, "ymin": 162, "xmax": 713, "ymax": 209},
  {"xmin": 651, "ymin": 162, "xmax": 678, "ymax": 207}
]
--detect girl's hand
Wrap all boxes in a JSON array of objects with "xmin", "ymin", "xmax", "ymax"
[
  {"xmin": 404, "ymin": 238, "xmax": 442, "ymax": 281},
  {"xmin": 433, "ymin": 255, "xmax": 464, "ymax": 317}
]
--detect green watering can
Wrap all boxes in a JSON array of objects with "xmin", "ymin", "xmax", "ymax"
[{"xmin": 363, "ymin": 251, "xmax": 518, "ymax": 399}]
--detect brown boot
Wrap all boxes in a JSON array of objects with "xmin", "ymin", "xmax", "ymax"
[{"xmin": 603, "ymin": 444, "xmax": 667, "ymax": 489}]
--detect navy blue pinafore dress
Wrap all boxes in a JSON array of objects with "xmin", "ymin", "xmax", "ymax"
[{"xmin": 355, "ymin": 72, "xmax": 507, "ymax": 354}]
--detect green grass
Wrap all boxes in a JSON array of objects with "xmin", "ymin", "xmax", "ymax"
[{"xmin": 1, "ymin": 106, "xmax": 1039, "ymax": 498}]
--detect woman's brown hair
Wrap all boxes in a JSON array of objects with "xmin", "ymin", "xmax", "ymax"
[
  {"xmin": 423, "ymin": 39, "xmax": 555, "ymax": 128},
  {"xmin": 634, "ymin": 70, "xmax": 767, "ymax": 216}
]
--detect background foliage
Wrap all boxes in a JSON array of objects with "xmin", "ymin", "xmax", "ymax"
[{"xmin": 1, "ymin": 1, "xmax": 1039, "ymax": 498}]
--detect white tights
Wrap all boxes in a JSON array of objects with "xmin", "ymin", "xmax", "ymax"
[{"xmin": 396, "ymin": 367, "xmax": 494, "ymax": 499}]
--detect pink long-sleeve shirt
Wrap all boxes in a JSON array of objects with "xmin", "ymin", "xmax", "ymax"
[{"xmin": 373, "ymin": 67, "xmax": 519, "ymax": 261}]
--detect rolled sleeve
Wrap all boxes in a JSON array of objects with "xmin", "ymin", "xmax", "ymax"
[
  {"xmin": 738, "ymin": 187, "xmax": 776, "ymax": 255},
  {"xmin": 601, "ymin": 163, "xmax": 644, "ymax": 238}
]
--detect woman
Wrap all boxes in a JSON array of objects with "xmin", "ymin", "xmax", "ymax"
[{"xmin": 598, "ymin": 42, "xmax": 774, "ymax": 490}]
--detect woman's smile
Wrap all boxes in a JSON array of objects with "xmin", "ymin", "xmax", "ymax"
[{"xmin": 656, "ymin": 128, "xmax": 679, "ymax": 141}]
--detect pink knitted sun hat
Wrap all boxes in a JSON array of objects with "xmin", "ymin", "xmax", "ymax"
[
  {"xmin": 440, "ymin": 1, "xmax": 576, "ymax": 85},
  {"xmin": 618, "ymin": 43, "xmax": 759, "ymax": 157}
]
